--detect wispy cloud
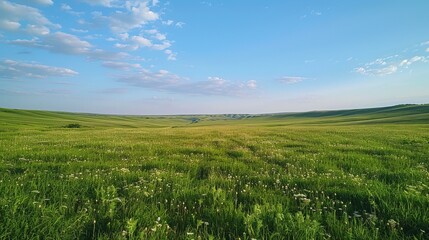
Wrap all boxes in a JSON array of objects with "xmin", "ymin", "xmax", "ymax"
[
  {"xmin": 200, "ymin": 1, "xmax": 213, "ymax": 7},
  {"xmin": 175, "ymin": 22, "xmax": 185, "ymax": 28},
  {"xmin": 301, "ymin": 10, "xmax": 322, "ymax": 19},
  {"xmin": 422, "ymin": 42, "xmax": 429, "ymax": 53},
  {"xmin": 118, "ymin": 69, "xmax": 184, "ymax": 88},
  {"xmin": 5, "ymin": 0, "xmax": 177, "ymax": 63},
  {"xmin": 0, "ymin": 20, "xmax": 21, "ymax": 30},
  {"xmin": 246, "ymin": 80, "xmax": 257, "ymax": 89},
  {"xmin": 115, "ymin": 67, "xmax": 257, "ymax": 96},
  {"xmin": 79, "ymin": 1, "xmax": 175, "ymax": 60},
  {"xmin": 164, "ymin": 49, "xmax": 176, "ymax": 61},
  {"xmin": 162, "ymin": 20, "xmax": 174, "ymax": 26},
  {"xmin": 111, "ymin": 31, "xmax": 173, "ymax": 60},
  {"xmin": 399, "ymin": 56, "xmax": 425, "ymax": 67},
  {"xmin": 355, "ymin": 55, "xmax": 427, "ymax": 76},
  {"xmin": 90, "ymin": 1, "xmax": 158, "ymax": 33},
  {"xmin": 0, "ymin": 59, "xmax": 78, "ymax": 79},
  {"xmin": 10, "ymin": 32, "xmax": 89, "ymax": 54},
  {"xmin": 10, "ymin": 32, "xmax": 129, "ymax": 60},
  {"xmin": 70, "ymin": 28, "xmax": 88, "ymax": 33},
  {"xmin": 61, "ymin": 4, "xmax": 84, "ymax": 16},
  {"xmin": 79, "ymin": 0, "xmax": 118, "ymax": 7},
  {"xmin": 161, "ymin": 19, "xmax": 185, "ymax": 28},
  {"xmin": 279, "ymin": 76, "xmax": 307, "ymax": 84},
  {"xmin": 102, "ymin": 61, "xmax": 142, "ymax": 71},
  {"xmin": 0, "ymin": 0, "xmax": 60, "ymax": 34},
  {"xmin": 28, "ymin": 0, "xmax": 53, "ymax": 5}
]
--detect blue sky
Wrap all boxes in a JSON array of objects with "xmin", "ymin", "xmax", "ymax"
[{"xmin": 0, "ymin": 0, "xmax": 428, "ymax": 114}]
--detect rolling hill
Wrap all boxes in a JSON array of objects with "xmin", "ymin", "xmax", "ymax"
[{"xmin": 0, "ymin": 104, "xmax": 428, "ymax": 130}]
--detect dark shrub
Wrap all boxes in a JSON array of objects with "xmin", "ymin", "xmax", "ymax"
[{"xmin": 64, "ymin": 123, "xmax": 81, "ymax": 128}]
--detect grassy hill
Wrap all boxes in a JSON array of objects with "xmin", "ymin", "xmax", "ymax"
[
  {"xmin": 257, "ymin": 104, "xmax": 429, "ymax": 125},
  {"xmin": 0, "ymin": 108, "xmax": 189, "ymax": 130},
  {"xmin": 0, "ymin": 104, "xmax": 428, "ymax": 239},
  {"xmin": 1, "ymin": 104, "xmax": 428, "ymax": 129}
]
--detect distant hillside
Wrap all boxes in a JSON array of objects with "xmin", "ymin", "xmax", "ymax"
[
  {"xmin": 259, "ymin": 104, "xmax": 429, "ymax": 125},
  {"xmin": 0, "ymin": 104, "xmax": 428, "ymax": 129},
  {"xmin": 0, "ymin": 108, "xmax": 190, "ymax": 129}
]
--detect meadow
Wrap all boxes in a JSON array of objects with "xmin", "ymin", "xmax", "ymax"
[{"xmin": 0, "ymin": 104, "xmax": 428, "ymax": 239}]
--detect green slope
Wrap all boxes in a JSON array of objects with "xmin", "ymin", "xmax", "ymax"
[
  {"xmin": 0, "ymin": 104, "xmax": 428, "ymax": 130},
  {"xmin": 1, "ymin": 104, "xmax": 429, "ymax": 239},
  {"xmin": 254, "ymin": 104, "xmax": 429, "ymax": 125},
  {"xmin": 0, "ymin": 108, "xmax": 190, "ymax": 130}
]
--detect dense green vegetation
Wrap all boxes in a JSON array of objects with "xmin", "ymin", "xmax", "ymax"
[{"xmin": 0, "ymin": 104, "xmax": 428, "ymax": 239}]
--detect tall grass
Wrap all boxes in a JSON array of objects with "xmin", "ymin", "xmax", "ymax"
[{"xmin": 0, "ymin": 107, "xmax": 428, "ymax": 239}]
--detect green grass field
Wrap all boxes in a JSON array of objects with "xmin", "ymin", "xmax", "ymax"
[{"xmin": 1, "ymin": 104, "xmax": 429, "ymax": 239}]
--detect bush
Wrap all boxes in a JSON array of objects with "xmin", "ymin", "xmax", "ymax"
[{"xmin": 64, "ymin": 123, "xmax": 81, "ymax": 128}]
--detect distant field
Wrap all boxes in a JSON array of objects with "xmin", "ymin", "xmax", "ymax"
[{"xmin": 0, "ymin": 105, "xmax": 429, "ymax": 239}]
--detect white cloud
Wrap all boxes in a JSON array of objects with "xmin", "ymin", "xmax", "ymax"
[
  {"xmin": 399, "ymin": 56, "xmax": 425, "ymax": 67},
  {"xmin": 10, "ymin": 38, "xmax": 39, "ymax": 45},
  {"xmin": 301, "ymin": 10, "xmax": 322, "ymax": 19},
  {"xmin": 114, "ymin": 43, "xmax": 130, "ymax": 49},
  {"xmin": 175, "ymin": 22, "xmax": 185, "ymax": 28},
  {"xmin": 279, "ymin": 76, "xmax": 306, "ymax": 84},
  {"xmin": 4, "ymin": 0, "xmax": 179, "ymax": 72},
  {"xmin": 131, "ymin": 35, "xmax": 152, "ymax": 47},
  {"xmin": 118, "ymin": 71, "xmax": 257, "ymax": 96},
  {"xmin": 246, "ymin": 80, "xmax": 257, "ymax": 89},
  {"xmin": 60, "ymin": 3, "xmax": 71, "ymax": 10},
  {"xmin": 201, "ymin": 1, "xmax": 213, "ymax": 7},
  {"xmin": 162, "ymin": 20, "xmax": 185, "ymax": 28},
  {"xmin": 20, "ymin": 0, "xmax": 54, "ymax": 6},
  {"xmin": 88, "ymin": 48, "xmax": 129, "ymax": 61},
  {"xmin": 26, "ymin": 0, "xmax": 53, "ymax": 5},
  {"xmin": 11, "ymin": 32, "xmax": 128, "ymax": 60},
  {"xmin": 162, "ymin": 20, "xmax": 174, "ymax": 26},
  {"xmin": 311, "ymin": 10, "xmax": 322, "ymax": 16},
  {"xmin": 73, "ymin": 1, "xmax": 175, "ymax": 59},
  {"xmin": 0, "ymin": 59, "xmax": 78, "ymax": 79},
  {"xmin": 355, "ymin": 65, "xmax": 398, "ymax": 76},
  {"xmin": 70, "ymin": 28, "xmax": 88, "ymax": 33},
  {"xmin": 145, "ymin": 29, "xmax": 166, "ymax": 41},
  {"xmin": 92, "ymin": 1, "xmax": 158, "ymax": 33},
  {"xmin": 0, "ymin": 1, "xmax": 60, "ymax": 32},
  {"xmin": 119, "ymin": 69, "xmax": 182, "ymax": 88},
  {"xmin": 102, "ymin": 61, "xmax": 142, "ymax": 71},
  {"xmin": 164, "ymin": 49, "xmax": 176, "ymax": 61},
  {"xmin": 116, "ymin": 34, "xmax": 171, "ymax": 53},
  {"xmin": 61, "ymin": 4, "xmax": 83, "ymax": 16},
  {"xmin": 44, "ymin": 32, "xmax": 92, "ymax": 54},
  {"xmin": 79, "ymin": 0, "xmax": 117, "ymax": 7},
  {"xmin": 0, "ymin": 20, "xmax": 21, "ymax": 30},
  {"xmin": 118, "ymin": 32, "xmax": 129, "ymax": 40},
  {"xmin": 355, "ymin": 55, "xmax": 426, "ymax": 76},
  {"xmin": 26, "ymin": 24, "xmax": 50, "ymax": 35},
  {"xmin": 151, "ymin": 41, "xmax": 171, "ymax": 50},
  {"xmin": 182, "ymin": 77, "xmax": 257, "ymax": 96}
]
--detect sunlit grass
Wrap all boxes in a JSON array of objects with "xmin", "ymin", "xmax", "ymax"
[{"xmin": 0, "ymin": 106, "xmax": 428, "ymax": 239}]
